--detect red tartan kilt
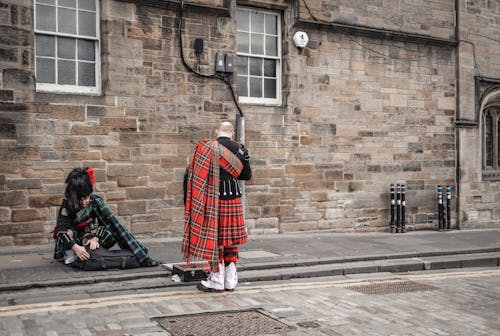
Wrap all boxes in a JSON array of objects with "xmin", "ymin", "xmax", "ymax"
[{"xmin": 218, "ymin": 198, "xmax": 247, "ymax": 247}]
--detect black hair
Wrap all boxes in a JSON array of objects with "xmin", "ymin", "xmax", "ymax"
[{"xmin": 64, "ymin": 167, "xmax": 93, "ymax": 214}]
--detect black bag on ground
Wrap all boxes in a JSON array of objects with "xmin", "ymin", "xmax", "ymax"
[{"xmin": 75, "ymin": 246, "xmax": 142, "ymax": 271}]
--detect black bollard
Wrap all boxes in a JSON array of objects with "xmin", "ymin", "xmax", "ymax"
[
  {"xmin": 396, "ymin": 184, "xmax": 401, "ymax": 233},
  {"xmin": 390, "ymin": 184, "xmax": 396, "ymax": 233},
  {"xmin": 437, "ymin": 185, "xmax": 443, "ymax": 231},
  {"xmin": 446, "ymin": 186, "xmax": 451, "ymax": 230},
  {"xmin": 401, "ymin": 184, "xmax": 406, "ymax": 233}
]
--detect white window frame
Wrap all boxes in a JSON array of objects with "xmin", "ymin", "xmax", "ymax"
[
  {"xmin": 34, "ymin": 0, "xmax": 101, "ymax": 95},
  {"xmin": 236, "ymin": 7, "xmax": 282, "ymax": 106}
]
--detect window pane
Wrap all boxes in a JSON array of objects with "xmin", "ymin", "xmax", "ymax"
[
  {"xmin": 236, "ymin": 10, "xmax": 249, "ymax": 31},
  {"xmin": 57, "ymin": 37, "xmax": 76, "ymax": 59},
  {"xmin": 79, "ymin": 0, "xmax": 96, "ymax": 11},
  {"xmin": 78, "ymin": 39, "xmax": 95, "ymax": 61},
  {"xmin": 36, "ymin": 57, "xmax": 55, "ymax": 83},
  {"xmin": 265, "ymin": 14, "xmax": 277, "ymax": 35},
  {"xmin": 265, "ymin": 36, "xmax": 277, "ymax": 56},
  {"xmin": 237, "ymin": 75, "xmax": 248, "ymax": 97},
  {"xmin": 251, "ymin": 33, "xmax": 264, "ymax": 54},
  {"xmin": 36, "ymin": 4, "xmax": 56, "ymax": 31},
  {"xmin": 58, "ymin": 8, "xmax": 76, "ymax": 34},
  {"xmin": 486, "ymin": 114, "xmax": 493, "ymax": 167},
  {"xmin": 58, "ymin": 60, "xmax": 76, "ymax": 84},
  {"xmin": 249, "ymin": 57, "xmax": 262, "ymax": 76},
  {"xmin": 249, "ymin": 77, "xmax": 262, "ymax": 97},
  {"xmin": 36, "ymin": 35, "xmax": 55, "ymax": 57},
  {"xmin": 251, "ymin": 12, "xmax": 264, "ymax": 33},
  {"xmin": 264, "ymin": 59, "xmax": 276, "ymax": 77},
  {"xmin": 497, "ymin": 118, "xmax": 500, "ymax": 168},
  {"xmin": 38, "ymin": 0, "xmax": 56, "ymax": 5},
  {"xmin": 264, "ymin": 78, "xmax": 276, "ymax": 98},
  {"xmin": 78, "ymin": 61, "xmax": 95, "ymax": 86},
  {"xmin": 237, "ymin": 56, "xmax": 248, "ymax": 75},
  {"xmin": 237, "ymin": 32, "xmax": 249, "ymax": 53},
  {"xmin": 58, "ymin": 0, "xmax": 76, "ymax": 8},
  {"xmin": 79, "ymin": 11, "xmax": 96, "ymax": 36}
]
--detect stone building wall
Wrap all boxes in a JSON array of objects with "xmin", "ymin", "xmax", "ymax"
[
  {"xmin": 0, "ymin": 0, "xmax": 497, "ymax": 246},
  {"xmin": 456, "ymin": 0, "xmax": 500, "ymax": 228}
]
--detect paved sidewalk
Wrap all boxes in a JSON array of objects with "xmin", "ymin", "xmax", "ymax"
[{"xmin": 0, "ymin": 229, "xmax": 499, "ymax": 291}]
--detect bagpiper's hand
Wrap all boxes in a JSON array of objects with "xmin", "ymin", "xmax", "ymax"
[
  {"xmin": 238, "ymin": 144, "xmax": 250, "ymax": 161},
  {"xmin": 72, "ymin": 244, "xmax": 90, "ymax": 261}
]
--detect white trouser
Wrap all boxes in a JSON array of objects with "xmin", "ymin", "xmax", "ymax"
[
  {"xmin": 201, "ymin": 263, "xmax": 225, "ymax": 291},
  {"xmin": 224, "ymin": 262, "xmax": 238, "ymax": 290}
]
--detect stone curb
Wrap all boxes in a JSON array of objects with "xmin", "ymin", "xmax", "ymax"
[{"xmin": 1, "ymin": 250, "xmax": 499, "ymax": 292}]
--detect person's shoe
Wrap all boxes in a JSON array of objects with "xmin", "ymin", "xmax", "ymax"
[
  {"xmin": 197, "ymin": 283, "xmax": 224, "ymax": 293},
  {"xmin": 224, "ymin": 262, "xmax": 238, "ymax": 291},
  {"xmin": 198, "ymin": 263, "xmax": 225, "ymax": 292}
]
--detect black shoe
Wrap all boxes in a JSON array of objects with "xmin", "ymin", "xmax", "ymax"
[
  {"xmin": 196, "ymin": 283, "xmax": 224, "ymax": 293},
  {"xmin": 225, "ymin": 288, "xmax": 235, "ymax": 292}
]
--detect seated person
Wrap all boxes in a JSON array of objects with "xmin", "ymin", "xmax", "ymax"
[{"xmin": 53, "ymin": 167, "xmax": 158, "ymax": 268}]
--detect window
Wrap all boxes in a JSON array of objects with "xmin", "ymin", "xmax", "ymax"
[
  {"xmin": 236, "ymin": 7, "xmax": 281, "ymax": 105},
  {"xmin": 482, "ymin": 107, "xmax": 500, "ymax": 174},
  {"xmin": 34, "ymin": 0, "xmax": 100, "ymax": 94}
]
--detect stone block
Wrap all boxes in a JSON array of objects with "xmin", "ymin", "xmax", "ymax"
[
  {"xmin": 108, "ymin": 164, "xmax": 151, "ymax": 177},
  {"xmin": 285, "ymin": 164, "xmax": 314, "ymax": 174},
  {"xmin": 0, "ymin": 190, "xmax": 27, "ymax": 206},
  {"xmin": 0, "ymin": 47, "xmax": 17, "ymax": 62},
  {"xmin": 0, "ymin": 221, "xmax": 43, "ymax": 235},
  {"xmin": 100, "ymin": 117, "xmax": 138, "ymax": 130},
  {"xmin": 39, "ymin": 104, "xmax": 86, "ymax": 121},
  {"xmin": 255, "ymin": 217, "xmax": 278, "ymax": 229},
  {"xmin": 12, "ymin": 208, "xmax": 47, "ymax": 222},
  {"xmin": 7, "ymin": 178, "xmax": 41, "ymax": 190},
  {"xmin": 0, "ymin": 89, "xmax": 14, "ymax": 101},
  {"xmin": 0, "ymin": 207, "xmax": 11, "ymax": 222},
  {"xmin": 0, "ymin": 121, "xmax": 15, "ymax": 138},
  {"xmin": 3, "ymin": 68, "xmax": 33, "ymax": 89},
  {"xmin": 118, "ymin": 201, "xmax": 147, "ymax": 216},
  {"xmin": 54, "ymin": 137, "xmax": 88, "ymax": 150},
  {"xmin": 103, "ymin": 147, "xmax": 131, "ymax": 161},
  {"xmin": 0, "ymin": 25, "xmax": 31, "ymax": 46},
  {"xmin": 126, "ymin": 187, "xmax": 165, "ymax": 200}
]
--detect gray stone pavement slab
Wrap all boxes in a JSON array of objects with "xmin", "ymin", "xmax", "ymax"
[
  {"xmin": 0, "ymin": 229, "xmax": 498, "ymax": 292},
  {"xmin": 0, "ymin": 268, "xmax": 499, "ymax": 336}
]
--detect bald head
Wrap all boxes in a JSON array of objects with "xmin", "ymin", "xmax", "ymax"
[{"xmin": 216, "ymin": 121, "xmax": 234, "ymax": 139}]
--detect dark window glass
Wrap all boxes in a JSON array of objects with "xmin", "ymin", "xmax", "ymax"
[
  {"xmin": 58, "ymin": 60, "xmax": 76, "ymax": 84},
  {"xmin": 78, "ymin": 61, "xmax": 95, "ymax": 86},
  {"xmin": 57, "ymin": 37, "xmax": 76, "ymax": 59},
  {"xmin": 249, "ymin": 77, "xmax": 262, "ymax": 97},
  {"xmin": 264, "ymin": 79, "xmax": 276, "ymax": 98},
  {"xmin": 78, "ymin": 39, "xmax": 95, "ymax": 61},
  {"xmin": 36, "ymin": 57, "xmax": 55, "ymax": 83},
  {"xmin": 36, "ymin": 35, "xmax": 55, "ymax": 57},
  {"xmin": 486, "ymin": 114, "xmax": 493, "ymax": 167},
  {"xmin": 237, "ymin": 75, "xmax": 248, "ymax": 97},
  {"xmin": 36, "ymin": 4, "xmax": 56, "ymax": 31}
]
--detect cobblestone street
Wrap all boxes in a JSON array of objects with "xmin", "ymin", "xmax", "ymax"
[{"xmin": 1, "ymin": 268, "xmax": 499, "ymax": 336}]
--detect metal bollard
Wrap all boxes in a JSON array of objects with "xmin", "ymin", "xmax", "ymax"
[
  {"xmin": 396, "ymin": 184, "xmax": 401, "ymax": 233},
  {"xmin": 437, "ymin": 185, "xmax": 443, "ymax": 231},
  {"xmin": 446, "ymin": 185, "xmax": 452, "ymax": 230},
  {"xmin": 401, "ymin": 184, "xmax": 406, "ymax": 233},
  {"xmin": 390, "ymin": 184, "xmax": 396, "ymax": 233}
]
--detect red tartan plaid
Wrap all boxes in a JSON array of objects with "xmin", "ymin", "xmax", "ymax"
[
  {"xmin": 182, "ymin": 139, "xmax": 243, "ymax": 271},
  {"xmin": 218, "ymin": 198, "xmax": 247, "ymax": 247}
]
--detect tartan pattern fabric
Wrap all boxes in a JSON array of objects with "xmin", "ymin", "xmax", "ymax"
[
  {"xmin": 218, "ymin": 198, "xmax": 247, "ymax": 247},
  {"xmin": 182, "ymin": 139, "xmax": 243, "ymax": 271},
  {"xmin": 222, "ymin": 246, "xmax": 239, "ymax": 264},
  {"xmin": 75, "ymin": 195, "xmax": 158, "ymax": 266}
]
